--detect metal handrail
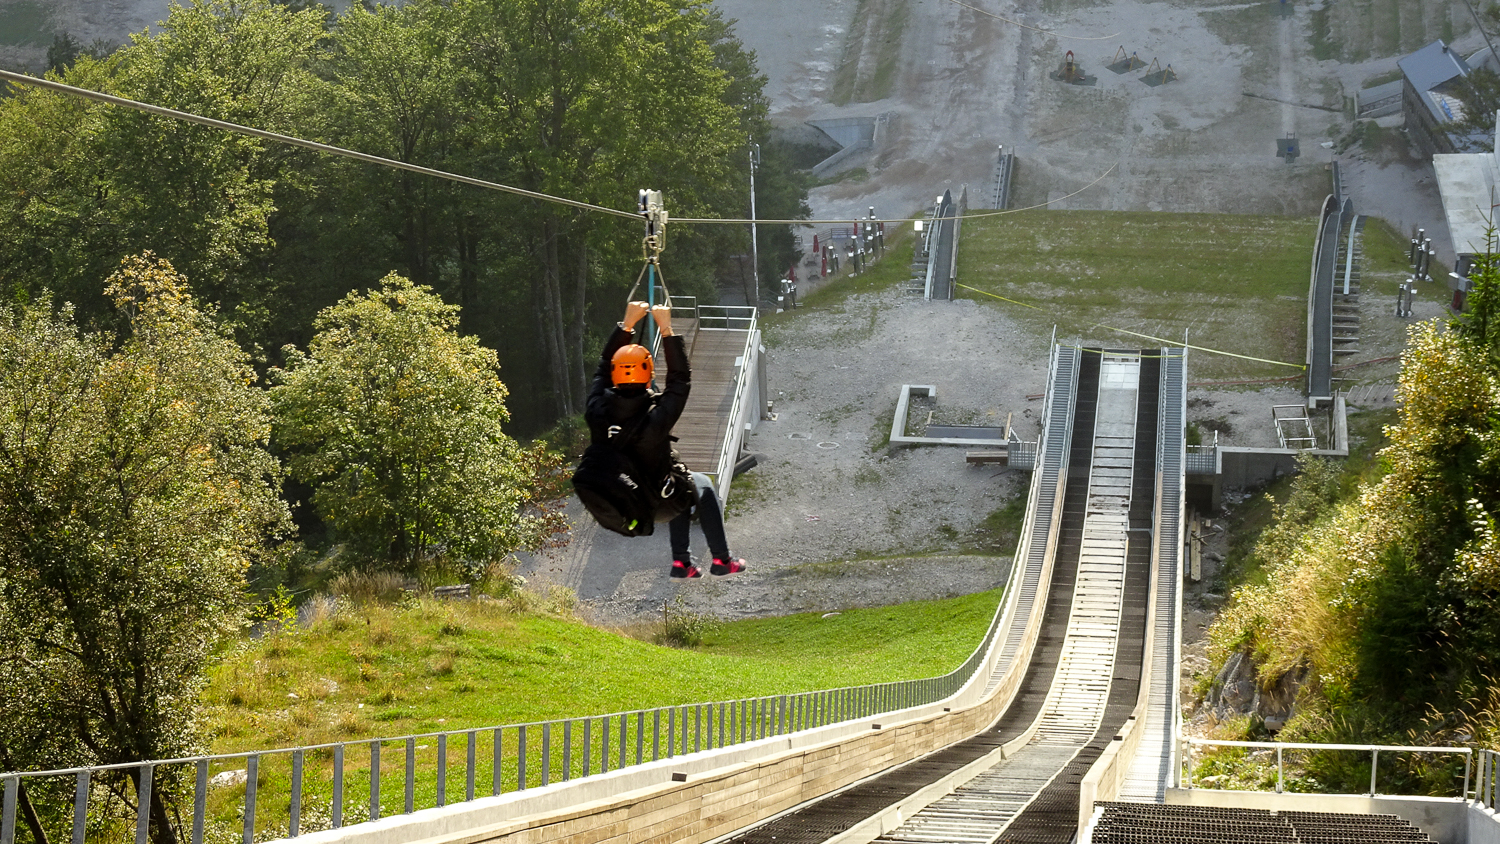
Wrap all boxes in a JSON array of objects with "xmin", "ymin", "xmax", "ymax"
[
  {"xmin": 0, "ymin": 574, "xmax": 1008, "ymax": 844},
  {"xmin": 693, "ymin": 305, "xmax": 758, "ymax": 500},
  {"xmin": 1183, "ymin": 738, "xmax": 1474, "ymax": 798},
  {"xmin": 1479, "ymin": 748, "xmax": 1499, "ymax": 809},
  {"xmin": 1184, "ymin": 442, "xmax": 1216, "ymax": 475}
]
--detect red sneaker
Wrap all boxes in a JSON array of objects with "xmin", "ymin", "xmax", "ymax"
[
  {"xmin": 670, "ymin": 560, "xmax": 702, "ymax": 578},
  {"xmin": 710, "ymin": 557, "xmax": 747, "ymax": 576}
]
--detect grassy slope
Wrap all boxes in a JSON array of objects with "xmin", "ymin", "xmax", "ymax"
[
  {"xmin": 204, "ymin": 589, "xmax": 1003, "ymax": 753},
  {"xmin": 957, "ymin": 211, "xmax": 1315, "ymax": 382},
  {"xmin": 198, "ymin": 591, "xmax": 1002, "ymax": 834}
]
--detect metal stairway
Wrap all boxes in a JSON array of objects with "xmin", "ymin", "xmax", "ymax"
[
  {"xmin": 908, "ymin": 205, "xmax": 940, "ymax": 296},
  {"xmin": 1333, "ymin": 214, "xmax": 1365, "ymax": 362}
]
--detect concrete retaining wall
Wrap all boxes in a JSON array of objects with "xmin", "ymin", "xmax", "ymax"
[
  {"xmin": 1218, "ymin": 447, "xmax": 1300, "ymax": 488},
  {"xmin": 808, "ymin": 116, "xmax": 883, "ymax": 178},
  {"xmin": 1189, "ymin": 397, "xmax": 1350, "ymax": 510},
  {"xmin": 1474, "ymin": 804, "xmax": 1500, "ymax": 844}
]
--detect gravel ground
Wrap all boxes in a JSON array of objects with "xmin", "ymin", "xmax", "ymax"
[
  {"xmin": 39, "ymin": 0, "xmax": 1426, "ymax": 637},
  {"xmin": 520, "ymin": 285, "xmax": 1319, "ymax": 628}
]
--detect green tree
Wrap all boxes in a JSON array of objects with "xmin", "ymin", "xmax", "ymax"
[
  {"xmin": 1211, "ymin": 252, "xmax": 1500, "ymax": 744},
  {"xmin": 0, "ymin": 255, "xmax": 287, "ymax": 844},
  {"xmin": 2, "ymin": 0, "xmax": 803, "ymax": 437},
  {"xmin": 45, "ymin": 33, "xmax": 82, "ymax": 73},
  {"xmin": 447, "ymin": 0, "xmax": 745, "ymax": 417},
  {"xmin": 45, "ymin": 32, "xmax": 113, "ymax": 74},
  {"xmin": 271, "ymin": 275, "xmax": 564, "ymax": 575},
  {"xmin": 311, "ymin": 0, "xmax": 493, "ymax": 316},
  {"xmin": 0, "ymin": 0, "xmax": 328, "ymax": 340},
  {"xmin": 1449, "ymin": 66, "xmax": 1500, "ymax": 151}
]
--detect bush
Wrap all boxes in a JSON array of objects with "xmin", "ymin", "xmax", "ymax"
[
  {"xmin": 330, "ymin": 570, "xmax": 413, "ymax": 606},
  {"xmin": 658, "ymin": 596, "xmax": 721, "ymax": 648}
]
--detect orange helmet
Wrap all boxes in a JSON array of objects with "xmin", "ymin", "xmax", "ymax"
[{"xmin": 611, "ymin": 344, "xmax": 654, "ymax": 385}]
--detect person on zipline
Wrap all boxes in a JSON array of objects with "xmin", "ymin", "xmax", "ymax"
[{"xmin": 585, "ymin": 300, "xmax": 748, "ymax": 579}]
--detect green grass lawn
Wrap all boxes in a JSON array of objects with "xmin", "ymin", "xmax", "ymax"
[
  {"xmin": 191, "ymin": 590, "xmax": 1001, "ymax": 837},
  {"xmin": 206, "ymin": 589, "xmax": 1002, "ymax": 753},
  {"xmin": 956, "ymin": 211, "xmax": 1315, "ymax": 382}
]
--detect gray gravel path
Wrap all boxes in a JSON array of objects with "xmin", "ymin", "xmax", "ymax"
[{"xmin": 520, "ymin": 287, "xmax": 1305, "ymax": 627}]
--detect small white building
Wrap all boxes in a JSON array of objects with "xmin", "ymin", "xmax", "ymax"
[{"xmin": 1432, "ymin": 110, "xmax": 1500, "ymax": 309}]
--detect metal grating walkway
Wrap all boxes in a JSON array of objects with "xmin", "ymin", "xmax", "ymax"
[
  {"xmin": 1120, "ymin": 348, "xmax": 1186, "ymax": 800},
  {"xmin": 720, "ymin": 347, "xmax": 1173, "ymax": 844},
  {"xmin": 875, "ymin": 353, "xmax": 1148, "ymax": 844},
  {"xmin": 1033, "ymin": 356, "xmax": 1137, "ymax": 747},
  {"xmin": 985, "ymin": 345, "xmax": 1079, "ymax": 699}
]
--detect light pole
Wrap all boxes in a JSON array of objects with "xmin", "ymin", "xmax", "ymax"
[{"xmin": 748, "ymin": 139, "xmax": 762, "ymax": 308}]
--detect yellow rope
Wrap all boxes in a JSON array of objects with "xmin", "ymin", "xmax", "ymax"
[{"xmin": 954, "ymin": 283, "xmax": 1308, "ymax": 370}]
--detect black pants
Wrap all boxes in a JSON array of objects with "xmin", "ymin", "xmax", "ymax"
[{"xmin": 669, "ymin": 472, "xmax": 730, "ymax": 563}]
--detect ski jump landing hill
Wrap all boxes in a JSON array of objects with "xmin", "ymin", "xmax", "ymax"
[{"xmin": 251, "ymin": 342, "xmax": 1194, "ymax": 844}]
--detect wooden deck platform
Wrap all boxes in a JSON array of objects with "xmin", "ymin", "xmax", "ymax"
[{"xmin": 666, "ymin": 315, "xmax": 750, "ymax": 477}]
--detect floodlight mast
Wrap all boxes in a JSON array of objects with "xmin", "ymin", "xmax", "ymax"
[{"xmin": 749, "ymin": 139, "xmax": 762, "ymax": 308}]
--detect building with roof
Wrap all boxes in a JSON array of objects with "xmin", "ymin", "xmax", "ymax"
[{"xmin": 1400, "ymin": 39, "xmax": 1475, "ymax": 156}]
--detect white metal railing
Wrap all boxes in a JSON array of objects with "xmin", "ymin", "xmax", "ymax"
[
  {"xmin": 0, "ymin": 614, "xmax": 1005, "ymax": 844},
  {"xmin": 1183, "ymin": 738, "xmax": 1474, "ymax": 798},
  {"xmin": 692, "ymin": 305, "xmax": 758, "ymax": 500},
  {"xmin": 1007, "ymin": 432, "xmax": 1038, "ymax": 471},
  {"xmin": 693, "ymin": 304, "xmax": 755, "ymax": 332},
  {"xmin": 1272, "ymin": 404, "xmax": 1318, "ymax": 450},
  {"xmin": 1185, "ymin": 441, "xmax": 1217, "ymax": 475},
  {"xmin": 1479, "ymin": 748, "xmax": 1499, "ymax": 810}
]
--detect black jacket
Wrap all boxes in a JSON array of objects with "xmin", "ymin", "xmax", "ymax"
[{"xmin": 584, "ymin": 324, "xmax": 690, "ymax": 490}]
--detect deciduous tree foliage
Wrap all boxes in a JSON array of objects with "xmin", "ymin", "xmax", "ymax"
[
  {"xmin": 271, "ymin": 275, "xmax": 564, "ymax": 575},
  {"xmin": 1209, "ymin": 252, "xmax": 1500, "ymax": 756},
  {"xmin": 0, "ymin": 255, "xmax": 287, "ymax": 844},
  {"xmin": 0, "ymin": 0, "xmax": 804, "ymax": 434},
  {"xmin": 442, "ymin": 0, "xmax": 745, "ymax": 417},
  {"xmin": 0, "ymin": 0, "xmax": 329, "ymax": 341}
]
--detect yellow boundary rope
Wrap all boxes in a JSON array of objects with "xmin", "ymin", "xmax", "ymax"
[{"xmin": 954, "ymin": 283, "xmax": 1308, "ymax": 370}]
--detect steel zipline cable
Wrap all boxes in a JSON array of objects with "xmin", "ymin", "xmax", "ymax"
[
  {"xmin": 0, "ymin": 68, "xmax": 1119, "ymax": 228},
  {"xmin": 0, "ymin": 69, "xmax": 1299, "ymax": 369},
  {"xmin": 0, "ymin": 68, "xmax": 642, "ymax": 221}
]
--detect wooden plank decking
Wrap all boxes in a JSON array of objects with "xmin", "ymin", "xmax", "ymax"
[{"xmin": 666, "ymin": 316, "xmax": 749, "ymax": 477}]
